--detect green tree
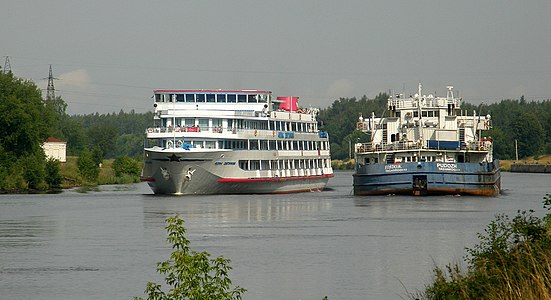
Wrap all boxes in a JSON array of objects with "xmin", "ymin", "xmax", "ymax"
[
  {"xmin": 318, "ymin": 93, "xmax": 387, "ymax": 159},
  {"xmin": 420, "ymin": 198, "xmax": 551, "ymax": 300},
  {"xmin": 510, "ymin": 112, "xmax": 545, "ymax": 158},
  {"xmin": 91, "ymin": 146, "xmax": 104, "ymax": 167},
  {"xmin": 77, "ymin": 148, "xmax": 99, "ymax": 182},
  {"xmin": 87, "ymin": 123, "xmax": 118, "ymax": 158},
  {"xmin": 136, "ymin": 215, "xmax": 246, "ymax": 300},
  {"xmin": 112, "ymin": 156, "xmax": 141, "ymax": 178},
  {"xmin": 0, "ymin": 71, "xmax": 56, "ymax": 191},
  {"xmin": 45, "ymin": 158, "xmax": 63, "ymax": 189}
]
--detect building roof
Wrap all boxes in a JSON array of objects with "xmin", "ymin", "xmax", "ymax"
[{"xmin": 45, "ymin": 137, "xmax": 66, "ymax": 143}]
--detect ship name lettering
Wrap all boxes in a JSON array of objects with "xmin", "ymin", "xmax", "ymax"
[
  {"xmin": 385, "ymin": 164, "xmax": 406, "ymax": 172},
  {"xmin": 437, "ymin": 163, "xmax": 460, "ymax": 171}
]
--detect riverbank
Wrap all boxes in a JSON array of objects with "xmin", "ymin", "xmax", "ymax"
[
  {"xmin": 333, "ymin": 155, "xmax": 551, "ymax": 172},
  {"xmin": 500, "ymin": 155, "xmax": 551, "ymax": 172},
  {"xmin": 60, "ymin": 156, "xmax": 140, "ymax": 188}
]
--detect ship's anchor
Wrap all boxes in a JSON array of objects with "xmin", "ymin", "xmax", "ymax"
[
  {"xmin": 185, "ymin": 168, "xmax": 196, "ymax": 181},
  {"xmin": 160, "ymin": 167, "xmax": 170, "ymax": 180}
]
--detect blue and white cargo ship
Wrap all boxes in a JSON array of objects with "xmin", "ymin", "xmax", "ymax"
[
  {"xmin": 141, "ymin": 89, "xmax": 333, "ymax": 195},
  {"xmin": 353, "ymin": 84, "xmax": 500, "ymax": 196}
]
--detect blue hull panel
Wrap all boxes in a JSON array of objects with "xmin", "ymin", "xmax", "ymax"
[{"xmin": 353, "ymin": 160, "xmax": 501, "ymax": 196}]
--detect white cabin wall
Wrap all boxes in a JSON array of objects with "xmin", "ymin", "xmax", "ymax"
[{"xmin": 444, "ymin": 116, "xmax": 457, "ymax": 130}]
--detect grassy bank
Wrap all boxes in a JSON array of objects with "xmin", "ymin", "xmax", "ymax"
[
  {"xmin": 500, "ymin": 155, "xmax": 551, "ymax": 172},
  {"xmin": 332, "ymin": 159, "xmax": 355, "ymax": 170},
  {"xmin": 415, "ymin": 195, "xmax": 551, "ymax": 300},
  {"xmin": 60, "ymin": 156, "xmax": 140, "ymax": 188}
]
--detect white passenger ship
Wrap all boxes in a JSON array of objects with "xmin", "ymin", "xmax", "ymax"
[{"xmin": 141, "ymin": 89, "xmax": 334, "ymax": 195}]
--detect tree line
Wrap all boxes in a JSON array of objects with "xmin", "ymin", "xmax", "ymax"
[
  {"xmin": 0, "ymin": 70, "xmax": 149, "ymax": 191},
  {"xmin": 2, "ymin": 68, "xmax": 550, "ymax": 190},
  {"xmin": 319, "ymin": 94, "xmax": 551, "ymax": 160}
]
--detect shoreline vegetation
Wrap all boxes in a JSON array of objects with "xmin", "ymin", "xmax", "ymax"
[
  {"xmin": 60, "ymin": 156, "xmax": 141, "ymax": 189},
  {"xmin": 413, "ymin": 194, "xmax": 551, "ymax": 300},
  {"xmin": 332, "ymin": 155, "xmax": 551, "ymax": 171},
  {"xmin": 4, "ymin": 154, "xmax": 550, "ymax": 194}
]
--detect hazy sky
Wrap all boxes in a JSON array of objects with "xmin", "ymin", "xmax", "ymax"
[{"xmin": 2, "ymin": 0, "xmax": 550, "ymax": 115}]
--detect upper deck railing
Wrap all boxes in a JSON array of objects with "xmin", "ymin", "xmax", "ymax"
[{"xmin": 355, "ymin": 139, "xmax": 492, "ymax": 154}]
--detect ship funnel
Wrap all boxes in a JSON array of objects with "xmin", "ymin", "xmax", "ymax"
[{"xmin": 276, "ymin": 96, "xmax": 299, "ymax": 112}]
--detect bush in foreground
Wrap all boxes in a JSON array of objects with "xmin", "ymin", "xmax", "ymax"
[
  {"xmin": 417, "ymin": 194, "xmax": 551, "ymax": 300},
  {"xmin": 135, "ymin": 215, "xmax": 246, "ymax": 300}
]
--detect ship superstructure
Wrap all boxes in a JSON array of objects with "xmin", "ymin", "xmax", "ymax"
[
  {"xmin": 141, "ymin": 89, "xmax": 333, "ymax": 195},
  {"xmin": 354, "ymin": 84, "xmax": 500, "ymax": 196}
]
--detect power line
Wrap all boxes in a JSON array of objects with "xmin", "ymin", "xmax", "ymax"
[
  {"xmin": 3, "ymin": 56, "xmax": 11, "ymax": 74},
  {"xmin": 44, "ymin": 65, "xmax": 58, "ymax": 100}
]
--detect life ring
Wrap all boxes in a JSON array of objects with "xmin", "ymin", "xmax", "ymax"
[
  {"xmin": 167, "ymin": 140, "xmax": 174, "ymax": 148},
  {"xmin": 176, "ymin": 140, "xmax": 183, "ymax": 147}
]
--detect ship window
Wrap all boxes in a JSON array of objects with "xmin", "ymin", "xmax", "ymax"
[
  {"xmin": 205, "ymin": 141, "xmax": 216, "ymax": 149},
  {"xmin": 259, "ymin": 94, "xmax": 268, "ymax": 103},
  {"xmin": 176, "ymin": 94, "xmax": 185, "ymax": 102},
  {"xmin": 250, "ymin": 160, "xmax": 260, "ymax": 170},
  {"xmin": 238, "ymin": 95, "xmax": 246, "ymax": 102},
  {"xmin": 227, "ymin": 94, "xmax": 237, "ymax": 103},
  {"xmin": 185, "ymin": 94, "xmax": 195, "ymax": 102},
  {"xmin": 206, "ymin": 94, "xmax": 215, "ymax": 102},
  {"xmin": 422, "ymin": 111, "xmax": 427, "ymax": 117},
  {"xmin": 239, "ymin": 160, "xmax": 248, "ymax": 170},
  {"xmin": 192, "ymin": 140, "xmax": 204, "ymax": 148},
  {"xmin": 413, "ymin": 111, "xmax": 419, "ymax": 118},
  {"xmin": 247, "ymin": 95, "xmax": 257, "ymax": 103},
  {"xmin": 155, "ymin": 94, "xmax": 162, "ymax": 102},
  {"xmin": 427, "ymin": 111, "xmax": 433, "ymax": 117},
  {"xmin": 198, "ymin": 118, "xmax": 209, "ymax": 131},
  {"xmin": 434, "ymin": 111, "xmax": 439, "ymax": 117},
  {"xmin": 212, "ymin": 118, "xmax": 223, "ymax": 128},
  {"xmin": 260, "ymin": 140, "xmax": 268, "ymax": 150},
  {"xmin": 216, "ymin": 94, "xmax": 226, "ymax": 103},
  {"xmin": 196, "ymin": 94, "xmax": 206, "ymax": 102}
]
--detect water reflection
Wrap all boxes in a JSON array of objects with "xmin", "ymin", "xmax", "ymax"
[
  {"xmin": 0, "ymin": 172, "xmax": 549, "ymax": 299},
  {"xmin": 143, "ymin": 194, "xmax": 334, "ymax": 224}
]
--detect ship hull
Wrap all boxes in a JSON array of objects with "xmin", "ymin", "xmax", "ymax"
[
  {"xmin": 141, "ymin": 148, "xmax": 333, "ymax": 195},
  {"xmin": 353, "ymin": 160, "xmax": 501, "ymax": 196}
]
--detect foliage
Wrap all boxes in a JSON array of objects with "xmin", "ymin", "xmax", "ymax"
[
  {"xmin": 419, "ymin": 196, "xmax": 551, "ymax": 300},
  {"xmin": 112, "ymin": 155, "xmax": 141, "ymax": 178},
  {"xmin": 69, "ymin": 110, "xmax": 152, "ymax": 158},
  {"xmin": 318, "ymin": 93, "xmax": 387, "ymax": 159},
  {"xmin": 319, "ymin": 94, "xmax": 551, "ymax": 160},
  {"xmin": 45, "ymin": 158, "xmax": 63, "ymax": 189},
  {"xmin": 485, "ymin": 98, "xmax": 551, "ymax": 159},
  {"xmin": 136, "ymin": 215, "xmax": 246, "ymax": 300},
  {"xmin": 0, "ymin": 71, "xmax": 61, "ymax": 191},
  {"xmin": 77, "ymin": 148, "xmax": 99, "ymax": 182},
  {"xmin": 91, "ymin": 146, "xmax": 104, "ymax": 166}
]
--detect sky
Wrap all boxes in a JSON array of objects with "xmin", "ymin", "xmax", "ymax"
[{"xmin": 2, "ymin": 0, "xmax": 551, "ymax": 115}]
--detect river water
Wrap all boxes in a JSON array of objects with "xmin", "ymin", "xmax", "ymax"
[{"xmin": 0, "ymin": 172, "xmax": 549, "ymax": 300}]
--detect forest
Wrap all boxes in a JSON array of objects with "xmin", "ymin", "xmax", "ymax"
[
  {"xmin": 318, "ymin": 94, "xmax": 551, "ymax": 160},
  {"xmin": 1, "ymin": 69, "xmax": 550, "ymax": 190}
]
